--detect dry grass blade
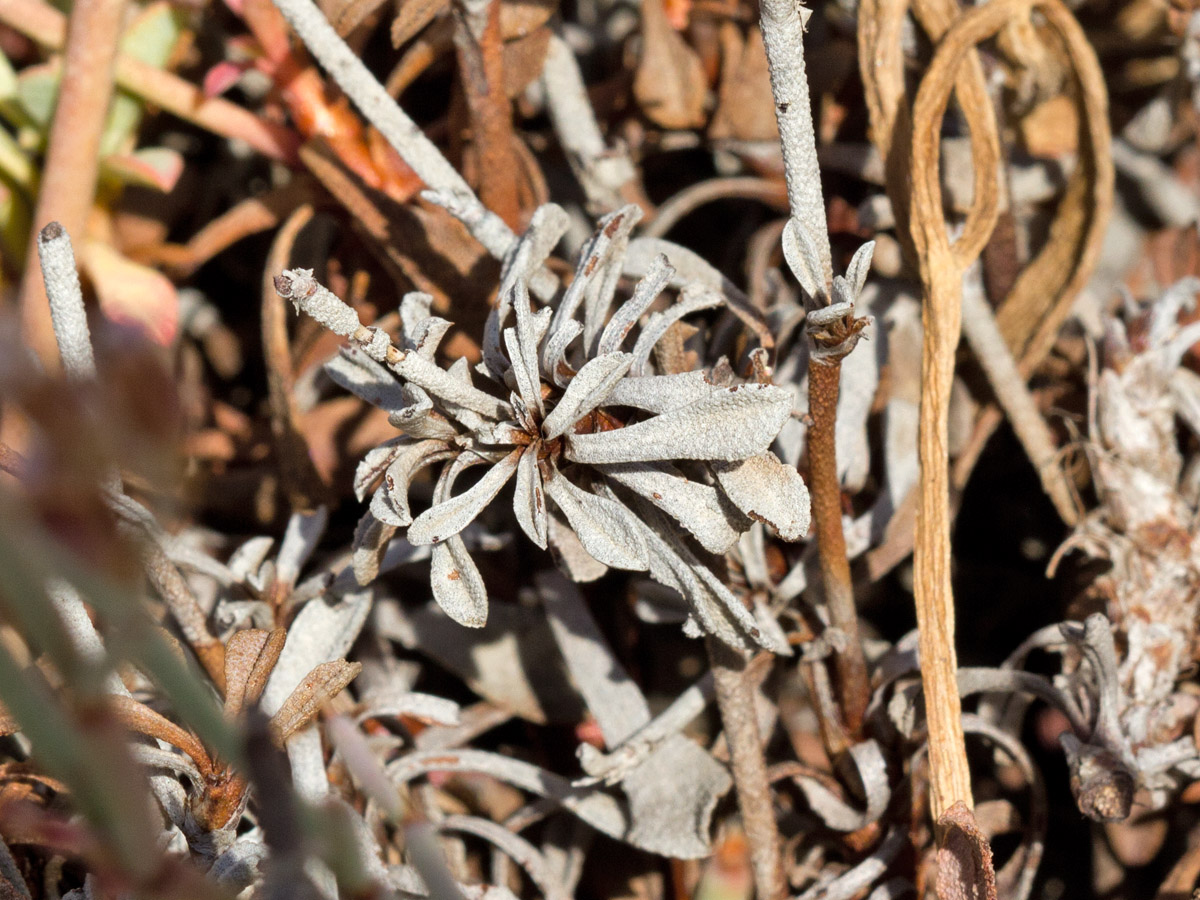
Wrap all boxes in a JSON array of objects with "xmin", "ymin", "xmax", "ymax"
[{"xmin": 268, "ymin": 660, "xmax": 363, "ymax": 745}]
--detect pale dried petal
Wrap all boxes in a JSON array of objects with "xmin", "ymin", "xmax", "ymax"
[
  {"xmin": 407, "ymin": 449, "xmax": 522, "ymax": 545},
  {"xmin": 713, "ymin": 452, "xmax": 811, "ymax": 541},
  {"xmin": 544, "ymin": 472, "xmax": 649, "ymax": 571},
  {"xmin": 597, "ymin": 254, "xmax": 674, "ymax": 356},
  {"xmin": 565, "ymin": 384, "xmax": 794, "ymax": 464},
  {"xmin": 541, "ymin": 352, "xmax": 634, "ymax": 440},
  {"xmin": 512, "ymin": 447, "xmax": 548, "ymax": 548},
  {"xmin": 431, "ymin": 536, "xmax": 489, "ymax": 627},
  {"xmin": 599, "ymin": 461, "xmax": 740, "ymax": 554},
  {"xmin": 269, "ymin": 659, "xmax": 363, "ymax": 745}
]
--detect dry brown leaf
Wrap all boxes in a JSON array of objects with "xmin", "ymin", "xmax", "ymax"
[
  {"xmin": 109, "ymin": 695, "xmax": 214, "ymax": 777},
  {"xmin": 709, "ymin": 25, "xmax": 779, "ymax": 143},
  {"xmin": 268, "ymin": 659, "xmax": 363, "ymax": 745},
  {"xmin": 392, "ymin": 0, "xmax": 449, "ymax": 47},
  {"xmin": 634, "ymin": 0, "xmax": 708, "ymax": 130},
  {"xmin": 936, "ymin": 802, "xmax": 998, "ymax": 900},
  {"xmin": 224, "ymin": 628, "xmax": 288, "ymax": 718}
]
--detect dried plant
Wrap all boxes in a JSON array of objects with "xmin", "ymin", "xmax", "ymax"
[{"xmin": 276, "ymin": 202, "xmax": 811, "ymax": 649}]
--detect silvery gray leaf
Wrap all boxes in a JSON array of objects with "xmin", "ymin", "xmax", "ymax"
[
  {"xmin": 262, "ymin": 591, "xmax": 372, "ymax": 715},
  {"xmin": 210, "ymin": 836, "xmax": 267, "ymax": 893},
  {"xmin": 504, "ymin": 325, "xmax": 543, "ymax": 416},
  {"xmin": 354, "ymin": 438, "xmax": 407, "ymax": 502},
  {"xmin": 370, "ymin": 479, "xmax": 411, "ymax": 528},
  {"xmin": 511, "ymin": 281, "xmax": 551, "ymax": 415},
  {"xmin": 410, "ymin": 316, "xmax": 453, "ymax": 359},
  {"xmin": 407, "ymin": 450, "xmax": 521, "ymax": 545},
  {"xmin": 399, "ymin": 291, "xmax": 434, "ymax": 339},
  {"xmin": 438, "ymin": 816, "xmax": 570, "ymax": 900},
  {"xmin": 388, "ymin": 749, "xmax": 629, "ymax": 842},
  {"xmin": 499, "ymin": 203, "xmax": 569, "ymax": 298},
  {"xmin": 604, "ymin": 371, "xmax": 719, "ymax": 414},
  {"xmin": 276, "ymin": 507, "xmax": 329, "ymax": 586},
  {"xmin": 782, "ymin": 217, "xmax": 826, "ymax": 301},
  {"xmin": 542, "ymin": 317, "xmax": 582, "ymax": 388},
  {"xmin": 793, "ymin": 740, "xmax": 890, "ymax": 831},
  {"xmin": 512, "ymin": 447, "xmax": 548, "ymax": 548},
  {"xmin": 552, "ymin": 205, "xmax": 642, "ymax": 332},
  {"xmin": 325, "ymin": 346, "xmax": 408, "ymax": 414},
  {"xmin": 362, "ymin": 692, "xmax": 461, "ymax": 726},
  {"xmin": 843, "ymin": 240, "xmax": 876, "ymax": 301},
  {"xmin": 391, "ymin": 351, "xmax": 511, "ymax": 422},
  {"xmin": 598, "ymin": 461, "xmax": 740, "ymax": 554},
  {"xmin": 541, "ymin": 351, "xmax": 634, "ymax": 440},
  {"xmin": 430, "ymin": 537, "xmax": 489, "ymax": 627},
  {"xmin": 383, "ymin": 440, "xmax": 456, "ymax": 525},
  {"xmin": 565, "ymin": 384, "xmax": 793, "ymax": 464},
  {"xmin": 596, "ymin": 253, "xmax": 674, "ymax": 356},
  {"xmin": 547, "ymin": 513, "xmax": 609, "ymax": 582},
  {"xmin": 228, "ymin": 536, "xmax": 276, "ymax": 583},
  {"xmin": 388, "ymin": 387, "xmax": 461, "ymax": 441},
  {"xmin": 352, "ymin": 514, "xmax": 398, "ymax": 585},
  {"xmin": 630, "ymin": 286, "xmax": 723, "ymax": 375},
  {"xmin": 544, "ymin": 471, "xmax": 649, "ymax": 571},
  {"xmin": 713, "ymin": 452, "xmax": 811, "ymax": 541}
]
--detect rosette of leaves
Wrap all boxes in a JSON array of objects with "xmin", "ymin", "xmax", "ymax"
[{"xmin": 276, "ymin": 203, "xmax": 811, "ymax": 650}]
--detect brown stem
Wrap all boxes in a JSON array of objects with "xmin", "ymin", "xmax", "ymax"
[
  {"xmin": 452, "ymin": 0, "xmax": 522, "ymax": 229},
  {"xmin": 707, "ymin": 637, "xmax": 786, "ymax": 900},
  {"xmin": 18, "ymin": 0, "xmax": 130, "ymax": 368},
  {"xmin": 807, "ymin": 356, "xmax": 870, "ymax": 742}
]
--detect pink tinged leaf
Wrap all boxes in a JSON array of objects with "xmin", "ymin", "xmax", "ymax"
[
  {"xmin": 512, "ymin": 447, "xmax": 548, "ymax": 548},
  {"xmin": 597, "ymin": 253, "xmax": 674, "ymax": 356},
  {"xmin": 565, "ymin": 384, "xmax": 794, "ymax": 464},
  {"xmin": 407, "ymin": 449, "xmax": 522, "ymax": 545},
  {"xmin": 598, "ymin": 461, "xmax": 740, "ymax": 554},
  {"xmin": 713, "ymin": 452, "xmax": 811, "ymax": 542},
  {"xmin": 541, "ymin": 351, "xmax": 634, "ymax": 440},
  {"xmin": 431, "ymin": 535, "xmax": 489, "ymax": 627},
  {"xmin": 82, "ymin": 242, "xmax": 178, "ymax": 345},
  {"xmin": 269, "ymin": 659, "xmax": 364, "ymax": 746},
  {"xmin": 102, "ymin": 147, "xmax": 185, "ymax": 192},
  {"xmin": 935, "ymin": 802, "xmax": 998, "ymax": 900},
  {"xmin": 202, "ymin": 60, "xmax": 250, "ymax": 97},
  {"xmin": 543, "ymin": 472, "xmax": 649, "ymax": 571}
]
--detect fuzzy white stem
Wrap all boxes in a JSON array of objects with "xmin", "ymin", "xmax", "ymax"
[
  {"xmin": 759, "ymin": 0, "xmax": 832, "ymax": 292},
  {"xmin": 269, "ymin": 0, "xmax": 515, "ymax": 261},
  {"xmin": 37, "ymin": 222, "xmax": 96, "ymax": 381}
]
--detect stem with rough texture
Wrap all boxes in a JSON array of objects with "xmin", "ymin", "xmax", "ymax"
[
  {"xmin": 707, "ymin": 637, "xmax": 786, "ymax": 900},
  {"xmin": 19, "ymin": 0, "xmax": 129, "ymax": 368},
  {"xmin": 807, "ymin": 358, "xmax": 870, "ymax": 741}
]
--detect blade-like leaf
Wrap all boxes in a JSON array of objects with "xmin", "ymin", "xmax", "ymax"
[
  {"xmin": 598, "ymin": 461, "xmax": 740, "ymax": 554},
  {"xmin": 597, "ymin": 254, "xmax": 673, "ymax": 356},
  {"xmin": 430, "ymin": 536, "xmax": 489, "ymax": 627},
  {"xmin": 512, "ymin": 447, "xmax": 548, "ymax": 548},
  {"xmin": 541, "ymin": 352, "xmax": 633, "ymax": 440},
  {"xmin": 566, "ymin": 384, "xmax": 793, "ymax": 464},
  {"xmin": 407, "ymin": 449, "xmax": 522, "ymax": 545},
  {"xmin": 383, "ymin": 441, "xmax": 456, "ymax": 525},
  {"xmin": 713, "ymin": 452, "xmax": 811, "ymax": 541},
  {"xmin": 544, "ymin": 472, "xmax": 649, "ymax": 571},
  {"xmin": 269, "ymin": 659, "xmax": 363, "ymax": 745}
]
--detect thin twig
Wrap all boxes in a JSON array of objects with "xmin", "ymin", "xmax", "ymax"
[
  {"xmin": 706, "ymin": 637, "xmax": 786, "ymax": 900},
  {"xmin": 18, "ymin": 0, "xmax": 129, "ymax": 368},
  {"xmin": 268, "ymin": 0, "xmax": 515, "ymax": 260}
]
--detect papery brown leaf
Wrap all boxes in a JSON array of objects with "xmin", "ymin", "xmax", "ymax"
[
  {"xmin": 109, "ymin": 695, "xmax": 214, "ymax": 777},
  {"xmin": 268, "ymin": 659, "xmax": 363, "ymax": 745},
  {"xmin": 709, "ymin": 25, "xmax": 779, "ymax": 143},
  {"xmin": 936, "ymin": 802, "xmax": 998, "ymax": 900},
  {"xmin": 392, "ymin": 0, "xmax": 450, "ymax": 47},
  {"xmin": 224, "ymin": 628, "xmax": 287, "ymax": 717},
  {"xmin": 634, "ymin": 0, "xmax": 708, "ymax": 129}
]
